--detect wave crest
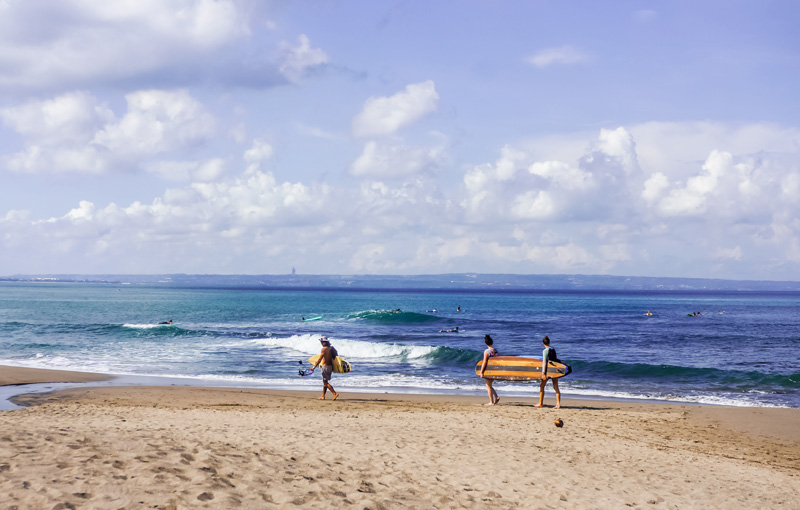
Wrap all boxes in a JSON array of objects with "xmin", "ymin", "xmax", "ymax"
[
  {"xmin": 346, "ymin": 309, "xmax": 440, "ymax": 324},
  {"xmin": 252, "ymin": 334, "xmax": 479, "ymax": 362}
]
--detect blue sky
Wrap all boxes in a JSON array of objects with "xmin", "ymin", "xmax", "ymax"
[{"xmin": 1, "ymin": 0, "xmax": 799, "ymax": 279}]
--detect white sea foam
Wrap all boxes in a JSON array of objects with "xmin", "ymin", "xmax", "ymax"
[
  {"xmin": 122, "ymin": 323, "xmax": 167, "ymax": 329},
  {"xmin": 561, "ymin": 386, "xmax": 786, "ymax": 408},
  {"xmin": 250, "ymin": 334, "xmax": 437, "ymax": 360},
  {"xmin": 0, "ymin": 357, "xmax": 788, "ymax": 408}
]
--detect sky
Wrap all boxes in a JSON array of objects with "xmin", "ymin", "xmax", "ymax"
[{"xmin": 1, "ymin": 0, "xmax": 799, "ymax": 280}]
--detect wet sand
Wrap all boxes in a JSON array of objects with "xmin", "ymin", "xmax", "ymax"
[
  {"xmin": 1, "ymin": 366, "xmax": 798, "ymax": 509},
  {"xmin": 0, "ymin": 365, "xmax": 112, "ymax": 386}
]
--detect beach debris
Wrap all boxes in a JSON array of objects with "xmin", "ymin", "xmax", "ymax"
[{"xmin": 554, "ymin": 418, "xmax": 564, "ymax": 428}]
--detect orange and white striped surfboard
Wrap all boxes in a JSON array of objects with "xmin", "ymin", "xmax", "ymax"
[{"xmin": 476, "ymin": 356, "xmax": 571, "ymax": 381}]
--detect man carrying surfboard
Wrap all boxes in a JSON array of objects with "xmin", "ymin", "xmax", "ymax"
[
  {"xmin": 536, "ymin": 335, "xmax": 561, "ymax": 409},
  {"xmin": 311, "ymin": 336, "xmax": 339, "ymax": 400}
]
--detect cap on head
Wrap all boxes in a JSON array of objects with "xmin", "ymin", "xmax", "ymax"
[{"xmin": 320, "ymin": 336, "xmax": 330, "ymax": 344}]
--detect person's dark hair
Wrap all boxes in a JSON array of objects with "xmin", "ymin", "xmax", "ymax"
[
  {"xmin": 542, "ymin": 335, "xmax": 550, "ymax": 346},
  {"xmin": 484, "ymin": 334, "xmax": 493, "ymax": 346}
]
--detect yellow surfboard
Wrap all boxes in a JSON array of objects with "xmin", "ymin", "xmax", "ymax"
[{"xmin": 308, "ymin": 354, "xmax": 352, "ymax": 374}]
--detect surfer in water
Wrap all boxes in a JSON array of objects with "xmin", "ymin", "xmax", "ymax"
[
  {"xmin": 311, "ymin": 336, "xmax": 339, "ymax": 401},
  {"xmin": 157, "ymin": 320, "xmax": 173, "ymax": 324},
  {"xmin": 478, "ymin": 334, "xmax": 500, "ymax": 405},
  {"xmin": 536, "ymin": 335, "xmax": 561, "ymax": 409}
]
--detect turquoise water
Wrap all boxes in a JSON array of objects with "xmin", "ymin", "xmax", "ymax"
[{"xmin": 1, "ymin": 282, "xmax": 798, "ymax": 407}]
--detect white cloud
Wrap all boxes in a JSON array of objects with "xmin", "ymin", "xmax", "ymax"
[
  {"xmin": 352, "ymin": 81, "xmax": 439, "ymax": 138},
  {"xmin": 64, "ymin": 200, "xmax": 95, "ymax": 222},
  {"xmin": 528, "ymin": 161, "xmax": 593, "ymax": 191},
  {"xmin": 350, "ymin": 141, "xmax": 443, "ymax": 178},
  {"xmin": 0, "ymin": 165, "xmax": 335, "ymax": 271},
  {"xmin": 94, "ymin": 90, "xmax": 215, "ymax": 156},
  {"xmin": 278, "ymin": 34, "xmax": 329, "ymax": 82},
  {"xmin": 2, "ymin": 89, "xmax": 216, "ymax": 174},
  {"xmin": 243, "ymin": 139, "xmax": 274, "ymax": 174},
  {"xmin": 0, "ymin": 0, "xmax": 251, "ymax": 90},
  {"xmin": 463, "ymin": 128, "xmax": 639, "ymax": 223},
  {"xmin": 0, "ymin": 91, "xmax": 114, "ymax": 144},
  {"xmin": 3, "ymin": 118, "xmax": 800, "ymax": 278},
  {"xmin": 657, "ymin": 150, "xmax": 736, "ymax": 216},
  {"xmin": 526, "ymin": 46, "xmax": 587, "ymax": 68},
  {"xmin": 642, "ymin": 172, "xmax": 669, "ymax": 204},
  {"xmin": 462, "ymin": 145, "xmax": 529, "ymax": 218},
  {"xmin": 593, "ymin": 127, "xmax": 639, "ymax": 175},
  {"xmin": 510, "ymin": 190, "xmax": 555, "ymax": 219},
  {"xmin": 629, "ymin": 121, "xmax": 800, "ymax": 179}
]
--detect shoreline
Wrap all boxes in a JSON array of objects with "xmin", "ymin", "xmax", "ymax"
[
  {"xmin": 2, "ymin": 363, "xmax": 794, "ymax": 409},
  {"xmin": 3, "ymin": 364, "xmax": 800, "ymax": 444},
  {"xmin": 1, "ymin": 365, "xmax": 798, "ymax": 508}
]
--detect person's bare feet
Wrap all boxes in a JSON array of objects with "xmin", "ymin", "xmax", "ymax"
[
  {"xmin": 494, "ymin": 398, "xmax": 500, "ymax": 405},
  {"xmin": 484, "ymin": 402, "xmax": 495, "ymax": 406},
  {"xmin": 318, "ymin": 396, "xmax": 325, "ymax": 400},
  {"xmin": 534, "ymin": 404, "xmax": 543, "ymax": 408},
  {"xmin": 332, "ymin": 392, "xmax": 339, "ymax": 400},
  {"xmin": 554, "ymin": 405, "xmax": 561, "ymax": 409}
]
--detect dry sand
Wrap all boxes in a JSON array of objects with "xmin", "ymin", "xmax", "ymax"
[{"xmin": 1, "ymin": 366, "xmax": 798, "ymax": 509}]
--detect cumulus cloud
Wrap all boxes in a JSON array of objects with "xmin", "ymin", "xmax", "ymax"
[
  {"xmin": 463, "ymin": 128, "xmax": 640, "ymax": 223},
  {"xmin": 1, "ymin": 89, "xmax": 216, "ymax": 174},
  {"xmin": 350, "ymin": 141, "xmax": 443, "ymax": 179},
  {"xmin": 278, "ymin": 34, "xmax": 329, "ymax": 82},
  {"xmin": 0, "ymin": 0, "xmax": 252, "ymax": 91},
  {"xmin": 629, "ymin": 121, "xmax": 800, "ymax": 179},
  {"xmin": 0, "ymin": 91, "xmax": 114, "ymax": 144},
  {"xmin": 93, "ymin": 90, "xmax": 215, "ymax": 157},
  {"xmin": 243, "ymin": 139, "xmax": 275, "ymax": 174},
  {"xmin": 462, "ymin": 145, "xmax": 529, "ymax": 218},
  {"xmin": 526, "ymin": 46, "xmax": 587, "ymax": 68},
  {"xmin": 656, "ymin": 149, "xmax": 733, "ymax": 216},
  {"xmin": 450, "ymin": 124, "xmax": 800, "ymax": 276},
  {"xmin": 528, "ymin": 161, "xmax": 592, "ymax": 191},
  {"xmin": 0, "ymin": 162, "xmax": 334, "ymax": 272},
  {"xmin": 352, "ymin": 81, "xmax": 439, "ymax": 138},
  {"xmin": 3, "ymin": 119, "xmax": 800, "ymax": 278}
]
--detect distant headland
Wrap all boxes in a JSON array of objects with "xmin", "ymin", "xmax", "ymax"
[{"xmin": 2, "ymin": 273, "xmax": 800, "ymax": 292}]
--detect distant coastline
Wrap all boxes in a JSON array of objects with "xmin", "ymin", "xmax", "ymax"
[{"xmin": 3, "ymin": 273, "xmax": 800, "ymax": 292}]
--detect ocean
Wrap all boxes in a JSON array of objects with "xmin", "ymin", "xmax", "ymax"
[{"xmin": 1, "ymin": 282, "xmax": 798, "ymax": 408}]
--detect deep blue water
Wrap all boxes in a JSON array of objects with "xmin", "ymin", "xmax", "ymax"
[{"xmin": 1, "ymin": 283, "xmax": 798, "ymax": 407}]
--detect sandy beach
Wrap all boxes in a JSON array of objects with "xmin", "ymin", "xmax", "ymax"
[{"xmin": 1, "ymin": 366, "xmax": 798, "ymax": 509}]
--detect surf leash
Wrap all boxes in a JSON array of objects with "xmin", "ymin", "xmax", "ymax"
[{"xmin": 298, "ymin": 360, "xmax": 315, "ymax": 377}]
